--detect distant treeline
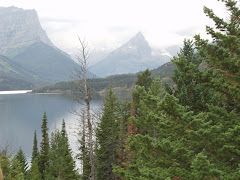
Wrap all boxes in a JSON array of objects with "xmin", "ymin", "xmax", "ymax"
[{"xmin": 33, "ymin": 62, "xmax": 175, "ymax": 95}]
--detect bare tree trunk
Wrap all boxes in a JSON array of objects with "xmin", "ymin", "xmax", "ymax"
[{"xmin": 75, "ymin": 37, "xmax": 95, "ymax": 180}]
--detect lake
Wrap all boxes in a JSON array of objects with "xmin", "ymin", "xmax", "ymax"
[{"xmin": 0, "ymin": 91, "xmax": 102, "ymax": 159}]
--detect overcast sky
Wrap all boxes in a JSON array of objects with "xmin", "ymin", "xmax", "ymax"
[{"xmin": 0, "ymin": 0, "xmax": 228, "ymax": 52}]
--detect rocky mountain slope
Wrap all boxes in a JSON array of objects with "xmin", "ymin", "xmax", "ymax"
[
  {"xmin": 88, "ymin": 32, "xmax": 172, "ymax": 77},
  {"xmin": 0, "ymin": 6, "xmax": 53, "ymax": 57},
  {"xmin": 0, "ymin": 6, "xmax": 80, "ymax": 87}
]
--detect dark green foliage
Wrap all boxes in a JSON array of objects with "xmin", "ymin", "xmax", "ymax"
[
  {"xmin": 39, "ymin": 112, "xmax": 50, "ymax": 179},
  {"xmin": 194, "ymin": 0, "xmax": 240, "ymax": 113},
  {"xmin": 135, "ymin": 69, "xmax": 152, "ymax": 90},
  {"xmin": 96, "ymin": 86, "xmax": 120, "ymax": 180},
  {"xmin": 10, "ymin": 156, "xmax": 25, "ymax": 179},
  {"xmin": 114, "ymin": 93, "xmax": 194, "ymax": 179},
  {"xmin": 0, "ymin": 155, "xmax": 12, "ymax": 179},
  {"xmin": 115, "ymin": 1, "xmax": 240, "ymax": 179},
  {"xmin": 46, "ymin": 120, "xmax": 79, "ymax": 180},
  {"xmin": 32, "ymin": 130, "xmax": 39, "ymax": 163},
  {"xmin": 133, "ymin": 78, "xmax": 162, "ymax": 137},
  {"xmin": 132, "ymin": 69, "xmax": 153, "ymax": 116},
  {"xmin": 30, "ymin": 160, "xmax": 41, "ymax": 180},
  {"xmin": 15, "ymin": 147, "xmax": 28, "ymax": 177},
  {"xmin": 168, "ymin": 39, "xmax": 220, "ymax": 113}
]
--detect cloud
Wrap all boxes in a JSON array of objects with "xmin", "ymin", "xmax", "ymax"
[
  {"xmin": 0, "ymin": 0, "xmax": 228, "ymax": 51},
  {"xmin": 174, "ymin": 26, "xmax": 202, "ymax": 37}
]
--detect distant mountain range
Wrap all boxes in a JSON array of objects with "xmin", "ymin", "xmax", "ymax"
[
  {"xmin": 0, "ymin": 6, "xmax": 80, "ymax": 90},
  {"xmin": 89, "ymin": 32, "xmax": 179, "ymax": 77},
  {"xmin": 0, "ymin": 6, "xmax": 180, "ymax": 90}
]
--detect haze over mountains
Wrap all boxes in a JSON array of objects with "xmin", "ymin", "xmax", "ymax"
[
  {"xmin": 0, "ymin": 6, "xmax": 180, "ymax": 90},
  {"xmin": 89, "ymin": 32, "xmax": 176, "ymax": 77}
]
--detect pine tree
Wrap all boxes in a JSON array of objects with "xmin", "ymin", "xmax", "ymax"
[
  {"xmin": 46, "ymin": 120, "xmax": 79, "ymax": 180},
  {"xmin": 133, "ymin": 78, "xmax": 162, "ymax": 138},
  {"xmin": 30, "ymin": 160, "xmax": 41, "ymax": 180},
  {"xmin": 132, "ymin": 69, "xmax": 152, "ymax": 116},
  {"xmin": 114, "ymin": 92, "xmax": 194, "ymax": 179},
  {"xmin": 39, "ymin": 112, "xmax": 49, "ymax": 179},
  {"xmin": 96, "ymin": 86, "xmax": 120, "ymax": 180},
  {"xmin": 0, "ymin": 154, "xmax": 12, "ymax": 179},
  {"xmin": 168, "ymin": 39, "xmax": 220, "ymax": 113},
  {"xmin": 31, "ymin": 130, "xmax": 39, "ymax": 163},
  {"xmin": 194, "ymin": 0, "xmax": 240, "ymax": 113},
  {"xmin": 15, "ymin": 147, "xmax": 28, "ymax": 177},
  {"xmin": 11, "ymin": 156, "xmax": 25, "ymax": 179}
]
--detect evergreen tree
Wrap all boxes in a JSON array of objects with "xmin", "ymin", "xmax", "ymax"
[
  {"xmin": 114, "ymin": 93, "xmax": 194, "ymax": 179},
  {"xmin": 0, "ymin": 155, "xmax": 12, "ymax": 179},
  {"xmin": 31, "ymin": 130, "xmax": 39, "ymax": 163},
  {"xmin": 46, "ymin": 120, "xmax": 79, "ymax": 180},
  {"xmin": 15, "ymin": 147, "xmax": 28, "ymax": 177},
  {"xmin": 114, "ymin": 1, "xmax": 240, "ymax": 179},
  {"xmin": 133, "ymin": 78, "xmax": 162, "ymax": 137},
  {"xmin": 194, "ymin": 0, "xmax": 240, "ymax": 113},
  {"xmin": 11, "ymin": 156, "xmax": 25, "ymax": 180},
  {"xmin": 132, "ymin": 69, "xmax": 152, "ymax": 116},
  {"xmin": 39, "ymin": 112, "xmax": 50, "ymax": 179},
  {"xmin": 30, "ymin": 160, "xmax": 41, "ymax": 180},
  {"xmin": 96, "ymin": 86, "xmax": 120, "ymax": 180},
  {"xmin": 168, "ymin": 39, "xmax": 220, "ymax": 113}
]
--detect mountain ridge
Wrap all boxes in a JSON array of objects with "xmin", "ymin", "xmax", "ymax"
[
  {"xmin": 89, "ymin": 32, "xmax": 172, "ymax": 77},
  {"xmin": 0, "ymin": 6, "xmax": 53, "ymax": 57},
  {"xmin": 0, "ymin": 6, "xmax": 83, "ymax": 89}
]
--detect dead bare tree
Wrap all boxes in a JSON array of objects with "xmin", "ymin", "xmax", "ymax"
[{"xmin": 72, "ymin": 37, "xmax": 95, "ymax": 180}]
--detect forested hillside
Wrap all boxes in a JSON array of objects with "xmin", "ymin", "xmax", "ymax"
[
  {"xmin": 33, "ymin": 61, "xmax": 175, "ymax": 98},
  {"xmin": 1, "ymin": 0, "xmax": 240, "ymax": 179}
]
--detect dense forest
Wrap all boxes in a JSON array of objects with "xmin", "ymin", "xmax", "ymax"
[{"xmin": 1, "ymin": 0, "xmax": 240, "ymax": 179}]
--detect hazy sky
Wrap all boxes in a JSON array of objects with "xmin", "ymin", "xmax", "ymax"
[{"xmin": 0, "ymin": 0, "xmax": 228, "ymax": 52}]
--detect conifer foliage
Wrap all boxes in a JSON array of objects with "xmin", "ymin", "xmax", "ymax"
[
  {"xmin": 96, "ymin": 86, "xmax": 121, "ymax": 180},
  {"xmin": 114, "ymin": 0, "xmax": 240, "ymax": 179},
  {"xmin": 46, "ymin": 120, "xmax": 79, "ymax": 180},
  {"xmin": 32, "ymin": 130, "xmax": 39, "ymax": 163},
  {"xmin": 39, "ymin": 112, "xmax": 50, "ymax": 179}
]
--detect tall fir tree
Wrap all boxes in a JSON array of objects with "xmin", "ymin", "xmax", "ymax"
[
  {"xmin": 46, "ymin": 120, "xmax": 79, "ymax": 180},
  {"xmin": 96, "ymin": 86, "xmax": 120, "ymax": 180},
  {"xmin": 39, "ymin": 112, "xmax": 50, "ymax": 179},
  {"xmin": 167, "ymin": 39, "xmax": 220, "ymax": 113},
  {"xmin": 132, "ymin": 69, "xmax": 153, "ymax": 116},
  {"xmin": 31, "ymin": 130, "xmax": 39, "ymax": 163}
]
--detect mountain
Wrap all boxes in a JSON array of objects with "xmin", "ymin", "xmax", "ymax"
[
  {"xmin": 0, "ymin": 54, "xmax": 37, "ymax": 90},
  {"xmin": 0, "ymin": 6, "xmax": 81, "ymax": 86},
  {"xmin": 88, "ymin": 32, "xmax": 171, "ymax": 77},
  {"xmin": 0, "ymin": 54, "xmax": 38, "ymax": 80},
  {"xmin": 0, "ymin": 6, "xmax": 53, "ymax": 58},
  {"xmin": 12, "ymin": 41, "xmax": 79, "ymax": 83}
]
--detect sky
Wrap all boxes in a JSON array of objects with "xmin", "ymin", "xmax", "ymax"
[{"xmin": 0, "ymin": 0, "xmax": 229, "ymax": 54}]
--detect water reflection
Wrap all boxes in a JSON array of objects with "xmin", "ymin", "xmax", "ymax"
[{"xmin": 0, "ymin": 93, "xmax": 102, "ymax": 158}]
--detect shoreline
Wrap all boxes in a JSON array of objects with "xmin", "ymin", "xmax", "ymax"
[{"xmin": 0, "ymin": 90, "xmax": 32, "ymax": 95}]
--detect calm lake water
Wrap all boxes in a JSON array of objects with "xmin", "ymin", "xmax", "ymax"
[{"xmin": 0, "ymin": 91, "xmax": 102, "ymax": 159}]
